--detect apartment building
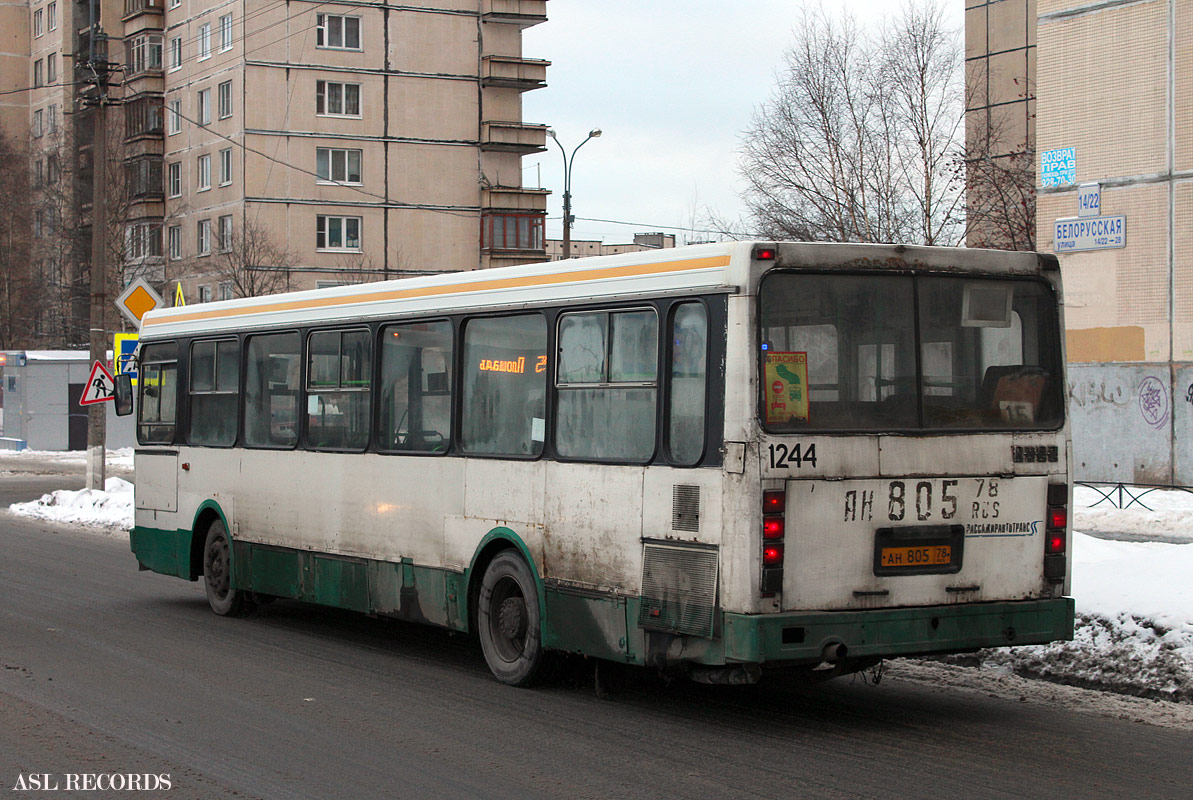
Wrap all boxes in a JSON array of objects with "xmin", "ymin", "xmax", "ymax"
[
  {"xmin": 7, "ymin": 0, "xmax": 551, "ymax": 335},
  {"xmin": 125, "ymin": 0, "xmax": 551, "ymax": 300},
  {"xmin": 966, "ymin": 0, "xmax": 1193, "ymax": 485}
]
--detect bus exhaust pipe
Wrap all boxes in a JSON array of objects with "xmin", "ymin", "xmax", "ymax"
[{"xmin": 821, "ymin": 642, "xmax": 848, "ymax": 664}]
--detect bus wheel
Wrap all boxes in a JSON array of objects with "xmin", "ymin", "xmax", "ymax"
[
  {"xmin": 202, "ymin": 520, "xmax": 252, "ymax": 617},
  {"xmin": 478, "ymin": 551, "xmax": 544, "ymax": 686}
]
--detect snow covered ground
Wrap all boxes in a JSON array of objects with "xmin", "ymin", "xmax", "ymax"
[{"xmin": 5, "ymin": 460, "xmax": 1192, "ymax": 701}]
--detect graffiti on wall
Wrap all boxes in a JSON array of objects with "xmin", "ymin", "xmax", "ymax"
[
  {"xmin": 1137, "ymin": 376, "xmax": 1169, "ymax": 429},
  {"xmin": 1068, "ymin": 378, "xmax": 1130, "ymax": 409}
]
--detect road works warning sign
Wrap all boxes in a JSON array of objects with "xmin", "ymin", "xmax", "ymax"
[
  {"xmin": 764, "ymin": 351, "xmax": 809, "ymax": 424},
  {"xmin": 79, "ymin": 360, "xmax": 116, "ymax": 405}
]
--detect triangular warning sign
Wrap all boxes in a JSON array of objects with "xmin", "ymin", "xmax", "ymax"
[{"xmin": 80, "ymin": 360, "xmax": 117, "ymax": 405}]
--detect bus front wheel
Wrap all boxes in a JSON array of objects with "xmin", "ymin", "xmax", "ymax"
[
  {"xmin": 202, "ymin": 520, "xmax": 252, "ymax": 617},
  {"xmin": 478, "ymin": 551, "xmax": 544, "ymax": 686}
]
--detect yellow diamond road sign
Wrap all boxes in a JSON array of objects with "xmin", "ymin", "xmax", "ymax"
[{"xmin": 116, "ymin": 278, "xmax": 164, "ymax": 329}]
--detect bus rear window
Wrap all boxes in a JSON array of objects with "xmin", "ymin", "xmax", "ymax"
[{"xmin": 760, "ymin": 272, "xmax": 1063, "ymax": 432}]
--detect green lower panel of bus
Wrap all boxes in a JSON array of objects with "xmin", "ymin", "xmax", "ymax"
[
  {"xmin": 133, "ymin": 525, "xmax": 1073, "ymax": 668},
  {"xmin": 716, "ymin": 598, "xmax": 1076, "ymax": 665}
]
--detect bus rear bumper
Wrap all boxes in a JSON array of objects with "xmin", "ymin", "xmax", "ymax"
[{"xmin": 718, "ymin": 598, "xmax": 1075, "ymax": 666}]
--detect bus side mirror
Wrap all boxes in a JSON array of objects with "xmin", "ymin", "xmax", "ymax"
[{"xmin": 114, "ymin": 373, "xmax": 134, "ymax": 416}]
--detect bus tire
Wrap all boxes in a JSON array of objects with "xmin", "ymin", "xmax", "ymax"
[
  {"xmin": 478, "ymin": 550, "xmax": 544, "ymax": 686},
  {"xmin": 202, "ymin": 519, "xmax": 252, "ymax": 617}
]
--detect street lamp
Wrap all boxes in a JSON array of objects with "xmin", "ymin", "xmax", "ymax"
[{"xmin": 547, "ymin": 127, "xmax": 602, "ymax": 259}]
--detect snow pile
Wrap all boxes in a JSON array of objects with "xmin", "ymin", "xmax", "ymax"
[
  {"xmin": 964, "ymin": 502, "xmax": 1193, "ymax": 702},
  {"xmin": 9, "ymin": 476, "xmax": 134, "ymax": 530}
]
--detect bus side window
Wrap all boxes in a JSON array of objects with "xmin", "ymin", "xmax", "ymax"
[
  {"xmin": 379, "ymin": 320, "xmax": 453, "ymax": 453},
  {"xmin": 244, "ymin": 333, "xmax": 300, "ymax": 448},
  {"xmin": 188, "ymin": 339, "xmax": 239, "ymax": 446},
  {"xmin": 459, "ymin": 314, "xmax": 547, "ymax": 457},
  {"xmin": 555, "ymin": 309, "xmax": 658, "ymax": 462},
  {"xmin": 667, "ymin": 302, "xmax": 707, "ymax": 465},
  {"xmin": 138, "ymin": 342, "xmax": 178, "ymax": 445},
  {"xmin": 306, "ymin": 329, "xmax": 371, "ymax": 451}
]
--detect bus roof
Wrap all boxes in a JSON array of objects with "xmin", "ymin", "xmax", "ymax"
[{"xmin": 139, "ymin": 241, "xmax": 1052, "ymax": 339}]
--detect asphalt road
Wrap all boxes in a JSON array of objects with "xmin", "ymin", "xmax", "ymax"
[{"xmin": 2, "ymin": 472, "xmax": 1192, "ymax": 800}]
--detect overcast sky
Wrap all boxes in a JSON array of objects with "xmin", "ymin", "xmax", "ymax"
[{"xmin": 522, "ymin": 0, "xmax": 963, "ymax": 244}]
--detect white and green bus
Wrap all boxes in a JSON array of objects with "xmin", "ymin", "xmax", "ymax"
[{"xmin": 121, "ymin": 241, "xmax": 1074, "ymax": 685}]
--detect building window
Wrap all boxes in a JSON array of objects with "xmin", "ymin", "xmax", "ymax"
[
  {"xmin": 198, "ymin": 24, "xmax": 211, "ymax": 60},
  {"xmin": 316, "ymin": 215, "xmax": 361, "ymax": 251},
  {"xmin": 169, "ymin": 36, "xmax": 182, "ymax": 71},
  {"xmin": 33, "ymin": 60, "xmax": 43, "ymax": 88},
  {"xmin": 216, "ymin": 147, "xmax": 232, "ymax": 186},
  {"xmin": 219, "ymin": 281, "xmax": 233, "ymax": 301},
  {"xmin": 127, "ymin": 34, "xmax": 162, "ymax": 76},
  {"xmin": 47, "ymin": 104, "xmax": 56, "ymax": 134},
  {"xmin": 197, "ymin": 88, "xmax": 211, "ymax": 125},
  {"xmin": 169, "ymin": 0, "xmax": 180, "ymax": 8},
  {"xmin": 218, "ymin": 215, "xmax": 233, "ymax": 252},
  {"xmin": 46, "ymin": 53, "xmax": 57, "ymax": 84},
  {"xmin": 315, "ymin": 80, "xmax": 360, "ymax": 117},
  {"xmin": 219, "ymin": 14, "xmax": 233, "ymax": 51},
  {"xmin": 34, "ymin": 158, "xmax": 44, "ymax": 186},
  {"xmin": 33, "ymin": 109, "xmax": 43, "ymax": 138},
  {"xmin": 218, "ymin": 80, "xmax": 232, "ymax": 119},
  {"xmin": 167, "ymin": 98, "xmax": 181, "ymax": 134},
  {"xmin": 316, "ymin": 14, "xmax": 361, "ymax": 50},
  {"xmin": 316, "ymin": 148, "xmax": 361, "ymax": 184},
  {"xmin": 197, "ymin": 220, "xmax": 211, "ymax": 256},
  {"xmin": 198, "ymin": 285, "xmax": 212, "ymax": 303},
  {"xmin": 197, "ymin": 154, "xmax": 211, "ymax": 191},
  {"xmin": 167, "ymin": 161, "xmax": 181, "ymax": 197},
  {"xmin": 33, "ymin": 9, "xmax": 43, "ymax": 38},
  {"xmin": 482, "ymin": 213, "xmax": 544, "ymax": 251},
  {"xmin": 127, "ymin": 222, "xmax": 163, "ymax": 260},
  {"xmin": 127, "ymin": 158, "xmax": 163, "ymax": 198},
  {"xmin": 124, "ymin": 95, "xmax": 163, "ymax": 137},
  {"xmin": 48, "ymin": 2, "xmax": 57, "ymax": 31},
  {"xmin": 34, "ymin": 210, "xmax": 43, "ymax": 238},
  {"xmin": 168, "ymin": 225, "xmax": 182, "ymax": 260}
]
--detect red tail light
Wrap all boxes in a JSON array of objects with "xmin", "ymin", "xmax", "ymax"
[
  {"xmin": 761, "ymin": 489, "xmax": 786, "ymax": 595},
  {"xmin": 763, "ymin": 515, "xmax": 785, "ymax": 539},
  {"xmin": 1044, "ymin": 483, "xmax": 1068, "ymax": 581},
  {"xmin": 763, "ymin": 490, "xmax": 785, "ymax": 513},
  {"xmin": 763, "ymin": 544, "xmax": 784, "ymax": 566}
]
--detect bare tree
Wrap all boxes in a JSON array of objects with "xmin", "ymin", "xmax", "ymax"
[
  {"xmin": 739, "ymin": 1, "xmax": 964, "ymax": 245},
  {"xmin": 0, "ymin": 127, "xmax": 35, "ymax": 349},
  {"xmin": 174, "ymin": 219, "xmax": 296, "ymax": 299},
  {"xmin": 962, "ymin": 65, "xmax": 1036, "ymax": 251}
]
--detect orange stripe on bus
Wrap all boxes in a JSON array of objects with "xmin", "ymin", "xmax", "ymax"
[{"xmin": 142, "ymin": 255, "xmax": 732, "ymax": 328}]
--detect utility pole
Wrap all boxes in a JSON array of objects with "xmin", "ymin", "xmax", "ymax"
[{"xmin": 84, "ymin": 3, "xmax": 110, "ymax": 491}]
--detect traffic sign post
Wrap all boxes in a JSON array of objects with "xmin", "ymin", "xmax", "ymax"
[
  {"xmin": 80, "ymin": 360, "xmax": 117, "ymax": 405},
  {"xmin": 116, "ymin": 278, "xmax": 164, "ymax": 329},
  {"xmin": 114, "ymin": 332, "xmax": 139, "ymax": 386}
]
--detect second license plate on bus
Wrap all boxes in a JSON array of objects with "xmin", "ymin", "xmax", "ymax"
[{"xmin": 872, "ymin": 524, "xmax": 965, "ymax": 576}]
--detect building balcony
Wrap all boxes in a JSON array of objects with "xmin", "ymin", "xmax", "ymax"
[
  {"xmin": 481, "ymin": 121, "xmax": 548, "ymax": 154},
  {"xmin": 481, "ymin": 56, "xmax": 549, "ymax": 91},
  {"xmin": 123, "ymin": 0, "xmax": 164, "ymax": 22},
  {"xmin": 482, "ymin": 0, "xmax": 548, "ymax": 28},
  {"xmin": 482, "ymin": 185, "xmax": 548, "ymax": 213}
]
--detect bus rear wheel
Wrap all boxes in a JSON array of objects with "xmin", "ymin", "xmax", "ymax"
[
  {"xmin": 478, "ymin": 551, "xmax": 544, "ymax": 686},
  {"xmin": 202, "ymin": 520, "xmax": 252, "ymax": 617}
]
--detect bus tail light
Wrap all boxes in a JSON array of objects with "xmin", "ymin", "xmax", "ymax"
[
  {"xmin": 1044, "ymin": 483, "xmax": 1067, "ymax": 581},
  {"xmin": 761, "ymin": 490, "xmax": 785, "ymax": 595}
]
